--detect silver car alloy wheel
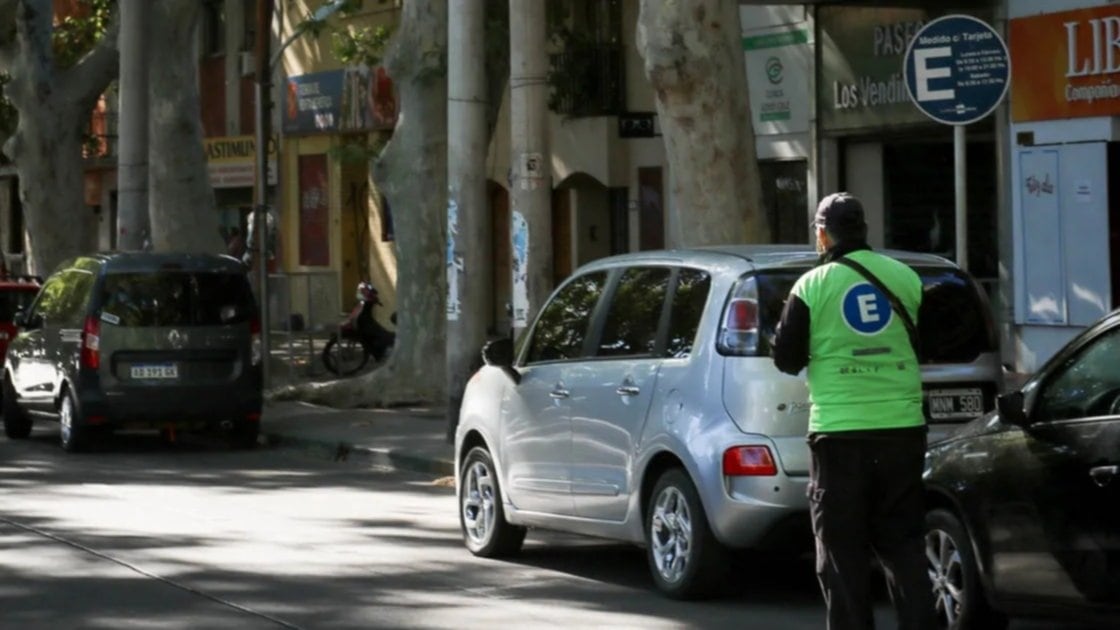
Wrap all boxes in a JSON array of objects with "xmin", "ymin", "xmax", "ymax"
[
  {"xmin": 926, "ymin": 527, "xmax": 965, "ymax": 627},
  {"xmin": 650, "ymin": 485, "xmax": 693, "ymax": 584},
  {"xmin": 462, "ymin": 460, "xmax": 497, "ymax": 546},
  {"xmin": 60, "ymin": 395, "xmax": 74, "ymax": 445}
]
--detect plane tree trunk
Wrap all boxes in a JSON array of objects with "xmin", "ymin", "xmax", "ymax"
[
  {"xmin": 147, "ymin": 0, "xmax": 222, "ymax": 253},
  {"xmin": 637, "ymin": 0, "xmax": 769, "ymax": 245},
  {"xmin": 0, "ymin": 0, "xmax": 118, "ymax": 273}
]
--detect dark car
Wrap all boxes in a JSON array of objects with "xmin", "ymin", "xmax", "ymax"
[
  {"xmin": 923, "ymin": 309, "xmax": 1120, "ymax": 629},
  {"xmin": 1, "ymin": 252, "xmax": 262, "ymax": 452},
  {"xmin": 0, "ymin": 273, "xmax": 41, "ymax": 359}
]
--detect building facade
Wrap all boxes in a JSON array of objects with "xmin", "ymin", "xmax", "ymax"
[{"xmin": 1005, "ymin": 0, "xmax": 1120, "ymax": 370}]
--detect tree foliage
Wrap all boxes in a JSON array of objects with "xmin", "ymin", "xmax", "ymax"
[
  {"xmin": 51, "ymin": 0, "xmax": 113, "ymax": 68},
  {"xmin": 0, "ymin": 0, "xmax": 114, "ymax": 154}
]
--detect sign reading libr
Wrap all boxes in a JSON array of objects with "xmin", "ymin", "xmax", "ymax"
[{"xmin": 903, "ymin": 14, "xmax": 1010, "ymax": 125}]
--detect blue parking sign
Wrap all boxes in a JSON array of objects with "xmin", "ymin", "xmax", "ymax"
[{"xmin": 903, "ymin": 15, "xmax": 1010, "ymax": 126}]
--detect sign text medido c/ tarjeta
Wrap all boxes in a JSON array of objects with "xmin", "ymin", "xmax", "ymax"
[{"xmin": 904, "ymin": 14, "xmax": 1010, "ymax": 126}]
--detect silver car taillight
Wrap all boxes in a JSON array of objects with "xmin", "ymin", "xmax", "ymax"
[{"xmin": 717, "ymin": 275, "xmax": 760, "ymax": 356}]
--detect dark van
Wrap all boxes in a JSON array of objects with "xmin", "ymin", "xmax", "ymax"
[{"xmin": 2, "ymin": 253, "xmax": 262, "ymax": 451}]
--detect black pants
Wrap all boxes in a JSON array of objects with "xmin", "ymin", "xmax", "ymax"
[{"xmin": 808, "ymin": 428, "xmax": 934, "ymax": 630}]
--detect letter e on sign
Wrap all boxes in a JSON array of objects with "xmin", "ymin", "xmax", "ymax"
[{"xmin": 915, "ymin": 47, "xmax": 954, "ymax": 101}]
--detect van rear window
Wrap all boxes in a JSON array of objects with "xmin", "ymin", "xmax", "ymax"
[
  {"xmin": 100, "ymin": 272, "xmax": 255, "ymax": 327},
  {"xmin": 754, "ymin": 265, "xmax": 996, "ymax": 363},
  {"xmin": 0, "ymin": 288, "xmax": 38, "ymax": 321}
]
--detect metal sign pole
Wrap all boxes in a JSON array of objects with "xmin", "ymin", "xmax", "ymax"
[
  {"xmin": 254, "ymin": 0, "xmax": 273, "ymax": 389},
  {"xmin": 954, "ymin": 124, "xmax": 968, "ymax": 271}
]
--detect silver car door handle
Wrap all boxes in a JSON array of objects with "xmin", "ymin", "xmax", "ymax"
[
  {"xmin": 549, "ymin": 388, "xmax": 570, "ymax": 399},
  {"xmin": 1090, "ymin": 465, "xmax": 1118, "ymax": 487},
  {"xmin": 616, "ymin": 385, "xmax": 640, "ymax": 396}
]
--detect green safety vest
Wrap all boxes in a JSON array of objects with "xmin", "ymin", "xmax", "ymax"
[{"xmin": 790, "ymin": 250, "xmax": 925, "ymax": 433}]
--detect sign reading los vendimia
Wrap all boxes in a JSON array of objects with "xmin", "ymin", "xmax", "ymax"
[{"xmin": 1010, "ymin": 6, "xmax": 1120, "ymax": 121}]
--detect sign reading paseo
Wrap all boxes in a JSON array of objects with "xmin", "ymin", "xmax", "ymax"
[{"xmin": 1010, "ymin": 6, "xmax": 1120, "ymax": 122}]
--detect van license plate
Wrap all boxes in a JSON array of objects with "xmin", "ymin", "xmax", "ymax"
[
  {"xmin": 926, "ymin": 388, "xmax": 984, "ymax": 420},
  {"xmin": 130, "ymin": 364, "xmax": 179, "ymax": 379}
]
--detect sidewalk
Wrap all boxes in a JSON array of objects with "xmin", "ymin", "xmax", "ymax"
[
  {"xmin": 260, "ymin": 337, "xmax": 455, "ymax": 478},
  {"xmin": 261, "ymin": 400, "xmax": 455, "ymax": 477}
]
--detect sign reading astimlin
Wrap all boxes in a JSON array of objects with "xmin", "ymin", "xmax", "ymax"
[
  {"xmin": 903, "ymin": 14, "xmax": 1010, "ymax": 125},
  {"xmin": 1010, "ymin": 6, "xmax": 1120, "ymax": 122}
]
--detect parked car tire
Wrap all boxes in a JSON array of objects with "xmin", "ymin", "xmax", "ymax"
[
  {"xmin": 645, "ymin": 468, "xmax": 729, "ymax": 600},
  {"xmin": 322, "ymin": 335, "xmax": 369, "ymax": 376},
  {"xmin": 459, "ymin": 446, "xmax": 526, "ymax": 558},
  {"xmin": 228, "ymin": 420, "xmax": 260, "ymax": 450},
  {"xmin": 925, "ymin": 508, "xmax": 1008, "ymax": 630},
  {"xmin": 2, "ymin": 372, "xmax": 31, "ymax": 439},
  {"xmin": 58, "ymin": 389, "xmax": 91, "ymax": 453}
]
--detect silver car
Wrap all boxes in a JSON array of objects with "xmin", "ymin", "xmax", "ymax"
[{"xmin": 454, "ymin": 245, "xmax": 1001, "ymax": 599}]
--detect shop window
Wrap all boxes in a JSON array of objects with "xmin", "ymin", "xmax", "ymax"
[
  {"xmin": 201, "ymin": 0, "xmax": 226, "ymax": 57},
  {"xmin": 759, "ymin": 160, "xmax": 809, "ymax": 244},
  {"xmin": 241, "ymin": 0, "xmax": 255, "ymax": 51}
]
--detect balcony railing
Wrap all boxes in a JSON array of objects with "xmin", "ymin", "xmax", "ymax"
[{"xmin": 549, "ymin": 44, "xmax": 625, "ymax": 117}]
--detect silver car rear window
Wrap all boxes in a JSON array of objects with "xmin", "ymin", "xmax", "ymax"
[{"xmin": 755, "ymin": 265, "xmax": 996, "ymax": 363}]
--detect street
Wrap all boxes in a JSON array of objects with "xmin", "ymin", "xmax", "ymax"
[{"xmin": 0, "ymin": 426, "xmax": 1108, "ymax": 630}]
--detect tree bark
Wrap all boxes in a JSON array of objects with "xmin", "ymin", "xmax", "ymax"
[
  {"xmin": 637, "ymin": 0, "xmax": 769, "ymax": 246},
  {"xmin": 275, "ymin": 0, "xmax": 448, "ymax": 408},
  {"xmin": 147, "ymin": 0, "xmax": 221, "ymax": 253},
  {"xmin": 0, "ymin": 0, "xmax": 118, "ymax": 274}
]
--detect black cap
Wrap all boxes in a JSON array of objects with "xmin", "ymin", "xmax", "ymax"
[{"xmin": 814, "ymin": 192, "xmax": 866, "ymax": 231}]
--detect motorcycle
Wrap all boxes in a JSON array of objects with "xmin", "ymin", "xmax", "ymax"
[{"xmin": 322, "ymin": 281, "xmax": 396, "ymax": 376}]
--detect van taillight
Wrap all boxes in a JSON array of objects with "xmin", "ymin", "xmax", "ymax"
[
  {"xmin": 717, "ymin": 275, "xmax": 761, "ymax": 356},
  {"xmin": 250, "ymin": 316, "xmax": 262, "ymax": 366},
  {"xmin": 81, "ymin": 316, "xmax": 100, "ymax": 370}
]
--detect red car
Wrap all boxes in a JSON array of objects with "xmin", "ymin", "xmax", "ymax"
[{"xmin": 0, "ymin": 274, "xmax": 42, "ymax": 360}]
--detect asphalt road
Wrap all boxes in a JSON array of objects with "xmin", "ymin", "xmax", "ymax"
[{"xmin": 0, "ymin": 425, "xmax": 1110, "ymax": 629}]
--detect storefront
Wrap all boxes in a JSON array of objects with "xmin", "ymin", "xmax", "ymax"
[
  {"xmin": 815, "ymin": 5, "xmax": 1000, "ymax": 288},
  {"xmin": 280, "ymin": 64, "xmax": 397, "ymax": 323},
  {"xmin": 1007, "ymin": 0, "xmax": 1120, "ymax": 370},
  {"xmin": 204, "ymin": 134, "xmax": 277, "ymax": 262}
]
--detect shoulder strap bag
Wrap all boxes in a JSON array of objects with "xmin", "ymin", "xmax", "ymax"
[{"xmin": 833, "ymin": 256, "xmax": 921, "ymax": 359}]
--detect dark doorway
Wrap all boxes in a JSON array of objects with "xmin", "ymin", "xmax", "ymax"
[
  {"xmin": 7, "ymin": 179, "xmax": 23, "ymax": 254},
  {"xmin": 609, "ymin": 187, "xmax": 629, "ymax": 255},
  {"xmin": 638, "ymin": 166, "xmax": 664, "ymax": 250},
  {"xmin": 883, "ymin": 137, "xmax": 998, "ymax": 285},
  {"xmin": 552, "ymin": 188, "xmax": 572, "ymax": 285}
]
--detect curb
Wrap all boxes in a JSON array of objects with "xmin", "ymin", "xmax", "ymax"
[{"xmin": 262, "ymin": 430, "xmax": 455, "ymax": 477}]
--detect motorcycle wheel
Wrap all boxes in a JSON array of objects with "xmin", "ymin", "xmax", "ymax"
[{"xmin": 322, "ymin": 336, "xmax": 370, "ymax": 376}]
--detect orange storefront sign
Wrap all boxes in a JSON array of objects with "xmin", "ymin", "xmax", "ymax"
[{"xmin": 1010, "ymin": 6, "xmax": 1120, "ymax": 122}]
